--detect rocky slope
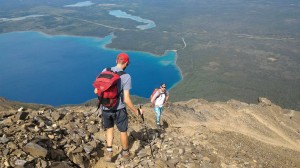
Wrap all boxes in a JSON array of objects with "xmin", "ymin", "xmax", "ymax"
[{"xmin": 0, "ymin": 97, "xmax": 300, "ymax": 168}]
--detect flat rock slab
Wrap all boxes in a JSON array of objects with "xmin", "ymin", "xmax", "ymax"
[{"xmin": 23, "ymin": 142, "xmax": 48, "ymax": 158}]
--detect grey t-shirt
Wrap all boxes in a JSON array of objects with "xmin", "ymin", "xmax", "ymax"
[{"xmin": 101, "ymin": 66, "xmax": 132, "ymax": 110}]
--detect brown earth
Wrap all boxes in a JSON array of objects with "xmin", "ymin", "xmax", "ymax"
[
  {"xmin": 1, "ymin": 97, "xmax": 300, "ymax": 168},
  {"xmin": 93, "ymin": 98, "xmax": 300, "ymax": 168}
]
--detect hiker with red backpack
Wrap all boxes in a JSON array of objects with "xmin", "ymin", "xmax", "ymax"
[
  {"xmin": 93, "ymin": 52, "xmax": 143, "ymax": 162},
  {"xmin": 150, "ymin": 83, "xmax": 169, "ymax": 129}
]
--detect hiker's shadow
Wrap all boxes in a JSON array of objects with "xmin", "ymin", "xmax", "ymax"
[
  {"xmin": 111, "ymin": 151, "xmax": 119, "ymax": 162},
  {"xmin": 162, "ymin": 120, "xmax": 169, "ymax": 129}
]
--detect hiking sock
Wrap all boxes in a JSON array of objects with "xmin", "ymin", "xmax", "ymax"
[
  {"xmin": 106, "ymin": 146, "xmax": 112, "ymax": 152},
  {"xmin": 105, "ymin": 146, "xmax": 113, "ymax": 162}
]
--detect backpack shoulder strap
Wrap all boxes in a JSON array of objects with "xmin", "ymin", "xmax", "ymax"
[
  {"xmin": 117, "ymin": 71, "xmax": 126, "ymax": 76},
  {"xmin": 157, "ymin": 89, "xmax": 167, "ymax": 98},
  {"xmin": 106, "ymin": 67, "xmax": 126, "ymax": 76},
  {"xmin": 153, "ymin": 88, "xmax": 161, "ymax": 99}
]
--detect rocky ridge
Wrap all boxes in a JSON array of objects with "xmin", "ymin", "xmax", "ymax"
[{"xmin": 0, "ymin": 97, "xmax": 300, "ymax": 168}]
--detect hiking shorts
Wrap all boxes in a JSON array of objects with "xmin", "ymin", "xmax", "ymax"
[{"xmin": 102, "ymin": 108, "xmax": 128, "ymax": 132}]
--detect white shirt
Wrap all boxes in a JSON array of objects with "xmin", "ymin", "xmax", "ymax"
[{"xmin": 153, "ymin": 89, "xmax": 169, "ymax": 107}]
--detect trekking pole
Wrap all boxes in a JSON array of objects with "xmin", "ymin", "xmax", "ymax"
[{"xmin": 138, "ymin": 104, "xmax": 154, "ymax": 159}]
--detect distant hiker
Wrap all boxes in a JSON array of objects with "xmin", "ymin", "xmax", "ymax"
[
  {"xmin": 93, "ymin": 52, "xmax": 143, "ymax": 162},
  {"xmin": 150, "ymin": 83, "xmax": 169, "ymax": 129}
]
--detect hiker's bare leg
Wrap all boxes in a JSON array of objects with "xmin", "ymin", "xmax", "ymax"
[
  {"xmin": 104, "ymin": 127, "xmax": 114, "ymax": 162},
  {"xmin": 120, "ymin": 131, "xmax": 129, "ymax": 149},
  {"xmin": 106, "ymin": 127, "xmax": 114, "ymax": 147}
]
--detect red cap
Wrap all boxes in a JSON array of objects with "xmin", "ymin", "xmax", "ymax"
[{"xmin": 116, "ymin": 53, "xmax": 130, "ymax": 64}]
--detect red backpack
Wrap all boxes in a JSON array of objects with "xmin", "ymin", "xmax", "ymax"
[{"xmin": 93, "ymin": 68, "xmax": 125, "ymax": 109}]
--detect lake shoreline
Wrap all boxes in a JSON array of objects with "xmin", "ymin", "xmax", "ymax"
[{"xmin": 0, "ymin": 31, "xmax": 182, "ymax": 106}]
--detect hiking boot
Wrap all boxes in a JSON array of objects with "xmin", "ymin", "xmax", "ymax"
[
  {"xmin": 104, "ymin": 151, "xmax": 113, "ymax": 162},
  {"xmin": 122, "ymin": 152, "xmax": 130, "ymax": 159},
  {"xmin": 156, "ymin": 124, "xmax": 162, "ymax": 129},
  {"xmin": 120, "ymin": 149, "xmax": 131, "ymax": 160}
]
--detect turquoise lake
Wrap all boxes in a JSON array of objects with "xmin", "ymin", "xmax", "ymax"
[{"xmin": 0, "ymin": 31, "xmax": 182, "ymax": 106}]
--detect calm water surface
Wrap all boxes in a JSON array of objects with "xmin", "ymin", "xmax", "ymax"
[{"xmin": 0, "ymin": 31, "xmax": 181, "ymax": 106}]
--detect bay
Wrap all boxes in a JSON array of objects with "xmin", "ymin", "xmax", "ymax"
[
  {"xmin": 0, "ymin": 31, "xmax": 182, "ymax": 106},
  {"xmin": 109, "ymin": 10, "xmax": 156, "ymax": 30}
]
